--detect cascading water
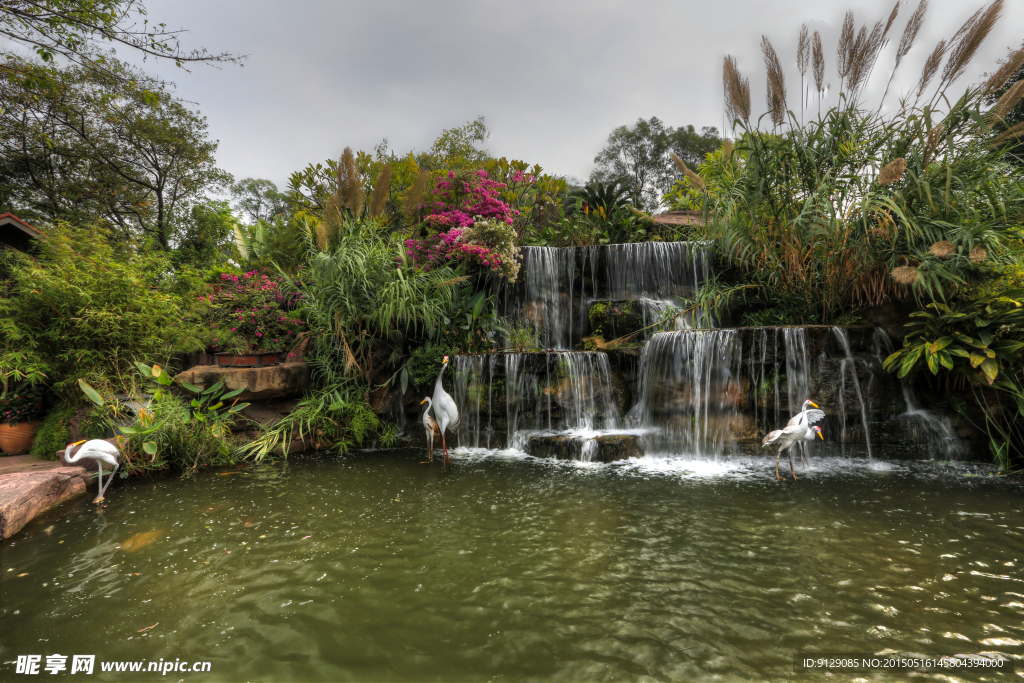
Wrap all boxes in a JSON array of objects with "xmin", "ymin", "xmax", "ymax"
[
  {"xmin": 831, "ymin": 328, "xmax": 874, "ymax": 459},
  {"xmin": 500, "ymin": 242, "xmax": 712, "ymax": 350},
  {"xmin": 631, "ymin": 330, "xmax": 742, "ymax": 458},
  {"xmin": 451, "ymin": 352, "xmax": 620, "ymax": 456},
  {"xmin": 871, "ymin": 329, "xmax": 964, "ymax": 459}
]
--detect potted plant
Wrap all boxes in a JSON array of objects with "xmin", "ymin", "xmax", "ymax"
[
  {"xmin": 0, "ymin": 383, "xmax": 46, "ymax": 454},
  {"xmin": 210, "ymin": 270, "xmax": 306, "ymax": 367}
]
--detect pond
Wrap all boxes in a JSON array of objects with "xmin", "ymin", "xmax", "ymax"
[{"xmin": 1, "ymin": 449, "xmax": 1022, "ymax": 681}]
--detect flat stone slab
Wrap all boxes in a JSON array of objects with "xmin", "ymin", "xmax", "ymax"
[
  {"xmin": 0, "ymin": 466, "xmax": 89, "ymax": 541},
  {"xmin": 175, "ymin": 362, "xmax": 310, "ymax": 401},
  {"xmin": 0, "ymin": 455, "xmax": 64, "ymax": 476}
]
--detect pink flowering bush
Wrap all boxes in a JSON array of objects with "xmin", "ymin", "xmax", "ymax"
[
  {"xmin": 211, "ymin": 269, "xmax": 306, "ymax": 355},
  {"xmin": 406, "ymin": 170, "xmax": 521, "ymax": 282}
]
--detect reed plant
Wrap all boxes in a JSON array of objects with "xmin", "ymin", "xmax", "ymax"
[{"xmin": 700, "ymin": 0, "xmax": 1024, "ymax": 323}]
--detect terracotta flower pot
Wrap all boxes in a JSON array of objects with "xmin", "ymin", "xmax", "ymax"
[
  {"xmin": 214, "ymin": 351, "xmax": 281, "ymax": 368},
  {"xmin": 0, "ymin": 421, "xmax": 39, "ymax": 455}
]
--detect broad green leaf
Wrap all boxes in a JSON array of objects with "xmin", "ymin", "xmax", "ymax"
[
  {"xmin": 135, "ymin": 361, "xmax": 153, "ymax": 376},
  {"xmin": 926, "ymin": 352, "xmax": 939, "ymax": 374},
  {"xmin": 930, "ymin": 336, "xmax": 954, "ymax": 352},
  {"xmin": 947, "ymin": 347, "xmax": 970, "ymax": 358},
  {"xmin": 989, "ymin": 340, "xmax": 1024, "ymax": 355},
  {"xmin": 78, "ymin": 379, "xmax": 105, "ymax": 406},
  {"xmin": 228, "ymin": 403, "xmax": 250, "ymax": 413},
  {"xmin": 201, "ymin": 380, "xmax": 225, "ymax": 396},
  {"xmin": 969, "ymin": 351, "xmax": 986, "ymax": 368},
  {"xmin": 143, "ymin": 441, "xmax": 158, "ymax": 455},
  {"xmin": 221, "ymin": 387, "xmax": 245, "ymax": 400},
  {"xmin": 190, "ymin": 398, "xmax": 201, "ymax": 408},
  {"xmin": 118, "ymin": 426, "xmax": 137, "ymax": 434},
  {"xmin": 882, "ymin": 350, "xmax": 903, "ymax": 371},
  {"xmin": 181, "ymin": 381, "xmax": 202, "ymax": 394},
  {"xmin": 938, "ymin": 349, "xmax": 954, "ymax": 370},
  {"xmin": 980, "ymin": 358, "xmax": 999, "ymax": 384},
  {"xmin": 978, "ymin": 330, "xmax": 993, "ymax": 346}
]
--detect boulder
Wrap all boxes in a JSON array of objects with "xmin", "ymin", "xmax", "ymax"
[
  {"xmin": 0, "ymin": 467, "xmax": 89, "ymax": 541},
  {"xmin": 174, "ymin": 362, "xmax": 310, "ymax": 401}
]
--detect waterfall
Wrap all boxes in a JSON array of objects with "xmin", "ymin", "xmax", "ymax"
[
  {"xmin": 871, "ymin": 329, "xmax": 964, "ymax": 459},
  {"xmin": 501, "ymin": 242, "xmax": 712, "ymax": 350},
  {"xmin": 632, "ymin": 330, "xmax": 742, "ymax": 458},
  {"xmin": 452, "ymin": 351, "xmax": 620, "ymax": 452},
  {"xmin": 831, "ymin": 328, "xmax": 873, "ymax": 459}
]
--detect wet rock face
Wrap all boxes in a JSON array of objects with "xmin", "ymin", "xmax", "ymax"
[{"xmin": 524, "ymin": 434, "xmax": 642, "ymax": 463}]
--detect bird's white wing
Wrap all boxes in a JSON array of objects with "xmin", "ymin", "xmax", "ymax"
[
  {"xmin": 762, "ymin": 430, "xmax": 784, "ymax": 447},
  {"xmin": 786, "ymin": 409, "xmax": 825, "ymax": 428}
]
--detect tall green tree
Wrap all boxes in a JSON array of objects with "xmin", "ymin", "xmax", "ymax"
[
  {"xmin": 591, "ymin": 117, "xmax": 720, "ymax": 210},
  {"xmin": 230, "ymin": 178, "xmax": 289, "ymax": 225},
  {"xmin": 0, "ymin": 0, "xmax": 240, "ymax": 92},
  {"xmin": 0, "ymin": 57, "xmax": 231, "ymax": 249}
]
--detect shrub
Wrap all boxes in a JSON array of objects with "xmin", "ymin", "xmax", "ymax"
[
  {"xmin": 0, "ymin": 225, "xmax": 208, "ymax": 399},
  {"xmin": 30, "ymin": 403, "xmax": 75, "ymax": 459},
  {"xmin": 211, "ymin": 269, "xmax": 306, "ymax": 354},
  {"xmin": 0, "ymin": 382, "xmax": 46, "ymax": 426}
]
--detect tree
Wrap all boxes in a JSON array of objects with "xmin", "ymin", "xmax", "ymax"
[
  {"xmin": 172, "ymin": 201, "xmax": 235, "ymax": 270},
  {"xmin": 0, "ymin": 57, "xmax": 231, "ymax": 249},
  {"xmin": 0, "ymin": 0, "xmax": 240, "ymax": 92},
  {"xmin": 230, "ymin": 178, "xmax": 289, "ymax": 225},
  {"xmin": 591, "ymin": 117, "xmax": 720, "ymax": 211}
]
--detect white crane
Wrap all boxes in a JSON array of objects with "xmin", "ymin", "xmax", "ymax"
[
  {"xmin": 419, "ymin": 396, "xmax": 441, "ymax": 463},
  {"xmin": 762, "ymin": 425, "xmax": 823, "ymax": 480},
  {"xmin": 64, "ymin": 439, "xmax": 121, "ymax": 503},
  {"xmin": 787, "ymin": 399, "xmax": 825, "ymax": 465},
  {"xmin": 431, "ymin": 355, "xmax": 460, "ymax": 472}
]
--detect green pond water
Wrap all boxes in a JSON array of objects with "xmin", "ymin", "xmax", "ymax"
[{"xmin": 1, "ymin": 449, "xmax": 1023, "ymax": 682}]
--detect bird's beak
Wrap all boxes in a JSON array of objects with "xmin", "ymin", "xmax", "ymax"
[
  {"xmin": 73, "ymin": 440, "xmax": 87, "ymax": 446},
  {"xmin": 809, "ymin": 401, "xmax": 818, "ymax": 408},
  {"xmin": 816, "ymin": 430, "xmax": 824, "ymax": 440},
  {"xmin": 420, "ymin": 398, "xmax": 428, "ymax": 405}
]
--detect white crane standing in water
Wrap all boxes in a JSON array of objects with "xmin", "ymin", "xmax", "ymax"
[
  {"xmin": 787, "ymin": 399, "xmax": 825, "ymax": 466},
  {"xmin": 64, "ymin": 439, "xmax": 121, "ymax": 503},
  {"xmin": 762, "ymin": 425, "xmax": 823, "ymax": 480},
  {"xmin": 419, "ymin": 396, "xmax": 442, "ymax": 463},
  {"xmin": 431, "ymin": 356, "xmax": 460, "ymax": 472}
]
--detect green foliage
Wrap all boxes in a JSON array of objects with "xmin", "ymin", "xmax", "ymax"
[
  {"xmin": 237, "ymin": 384, "xmax": 392, "ymax": 463},
  {"xmin": 883, "ymin": 290, "xmax": 1024, "ymax": 386},
  {"xmin": 700, "ymin": 91, "xmax": 1024, "ymax": 322},
  {"xmin": 80, "ymin": 362, "xmax": 247, "ymax": 476},
  {"xmin": 30, "ymin": 403, "xmax": 75, "ymax": 459},
  {"xmin": 416, "ymin": 117, "xmax": 490, "ymax": 171},
  {"xmin": 0, "ymin": 1, "xmax": 238, "ymax": 92},
  {"xmin": 0, "ymin": 57, "xmax": 231, "ymax": 248},
  {"xmin": 0, "ymin": 225, "xmax": 208, "ymax": 399},
  {"xmin": 406, "ymin": 341, "xmax": 451, "ymax": 390},
  {"xmin": 173, "ymin": 201, "xmax": 236, "ymax": 270},
  {"xmin": 230, "ymin": 178, "xmax": 290, "ymax": 224},
  {"xmin": 983, "ymin": 41, "xmax": 1024, "ymax": 166},
  {"xmin": 591, "ymin": 117, "xmax": 721, "ymax": 210}
]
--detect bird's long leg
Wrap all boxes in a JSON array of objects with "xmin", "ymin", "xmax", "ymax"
[
  {"xmin": 775, "ymin": 451, "xmax": 783, "ymax": 480},
  {"xmin": 441, "ymin": 434, "xmax": 449, "ymax": 473},
  {"xmin": 98, "ymin": 463, "xmax": 119, "ymax": 499},
  {"xmin": 789, "ymin": 446, "xmax": 799, "ymax": 481},
  {"xmin": 94, "ymin": 462, "xmax": 104, "ymax": 503},
  {"xmin": 801, "ymin": 441, "xmax": 809, "ymax": 467}
]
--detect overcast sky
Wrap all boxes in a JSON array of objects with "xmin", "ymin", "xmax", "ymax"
[{"xmin": 134, "ymin": 0, "xmax": 1024, "ymax": 191}]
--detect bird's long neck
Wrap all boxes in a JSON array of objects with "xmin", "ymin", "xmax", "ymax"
[
  {"xmin": 65, "ymin": 445, "xmax": 78, "ymax": 462},
  {"xmin": 434, "ymin": 362, "xmax": 447, "ymax": 392}
]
